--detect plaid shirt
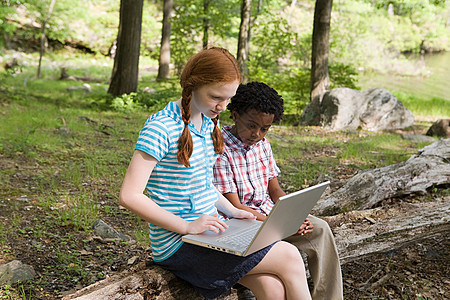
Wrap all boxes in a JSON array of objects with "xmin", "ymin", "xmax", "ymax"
[{"xmin": 213, "ymin": 125, "xmax": 280, "ymax": 216}]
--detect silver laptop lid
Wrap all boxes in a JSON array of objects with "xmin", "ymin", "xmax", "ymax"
[{"xmin": 244, "ymin": 181, "xmax": 330, "ymax": 255}]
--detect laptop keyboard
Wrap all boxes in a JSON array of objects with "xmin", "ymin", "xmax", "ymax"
[{"xmin": 216, "ymin": 222, "xmax": 261, "ymax": 248}]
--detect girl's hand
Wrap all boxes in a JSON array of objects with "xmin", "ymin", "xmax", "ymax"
[
  {"xmin": 296, "ymin": 218, "xmax": 314, "ymax": 235},
  {"xmin": 231, "ymin": 209, "xmax": 257, "ymax": 220},
  {"xmin": 186, "ymin": 214, "xmax": 229, "ymax": 234}
]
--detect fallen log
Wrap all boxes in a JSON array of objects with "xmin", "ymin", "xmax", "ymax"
[
  {"xmin": 324, "ymin": 197, "xmax": 450, "ymax": 263},
  {"xmin": 62, "ymin": 261, "xmax": 243, "ymax": 300},
  {"xmin": 60, "ymin": 68, "xmax": 105, "ymax": 83},
  {"xmin": 314, "ymin": 139, "xmax": 449, "ymax": 215}
]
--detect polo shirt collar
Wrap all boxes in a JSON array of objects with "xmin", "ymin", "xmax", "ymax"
[{"xmin": 162, "ymin": 101, "xmax": 214, "ymax": 136}]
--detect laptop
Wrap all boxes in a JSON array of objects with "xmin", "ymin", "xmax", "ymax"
[{"xmin": 182, "ymin": 181, "xmax": 330, "ymax": 256}]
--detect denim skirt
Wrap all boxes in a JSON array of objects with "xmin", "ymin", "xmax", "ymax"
[{"xmin": 155, "ymin": 241, "xmax": 276, "ymax": 299}]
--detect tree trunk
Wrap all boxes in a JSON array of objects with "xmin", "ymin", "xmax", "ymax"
[
  {"xmin": 108, "ymin": 0, "xmax": 144, "ymax": 96},
  {"xmin": 310, "ymin": 0, "xmax": 333, "ymax": 102},
  {"xmin": 237, "ymin": 0, "xmax": 252, "ymax": 83},
  {"xmin": 157, "ymin": 0, "xmax": 173, "ymax": 80},
  {"xmin": 37, "ymin": 0, "xmax": 56, "ymax": 79},
  {"xmin": 202, "ymin": 0, "xmax": 211, "ymax": 49}
]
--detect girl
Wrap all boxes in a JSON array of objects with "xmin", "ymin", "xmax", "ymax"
[{"xmin": 119, "ymin": 47, "xmax": 311, "ymax": 300}]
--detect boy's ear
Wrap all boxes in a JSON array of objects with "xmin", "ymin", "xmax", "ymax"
[{"xmin": 231, "ymin": 110, "xmax": 239, "ymax": 122}]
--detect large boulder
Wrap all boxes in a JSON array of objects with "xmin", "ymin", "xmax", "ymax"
[{"xmin": 300, "ymin": 88, "xmax": 415, "ymax": 131}]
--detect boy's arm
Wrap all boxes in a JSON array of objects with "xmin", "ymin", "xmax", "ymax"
[
  {"xmin": 222, "ymin": 192, "xmax": 268, "ymax": 221},
  {"xmin": 267, "ymin": 177, "xmax": 286, "ymax": 203}
]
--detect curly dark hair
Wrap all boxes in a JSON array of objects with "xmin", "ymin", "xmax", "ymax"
[{"xmin": 227, "ymin": 81, "xmax": 284, "ymax": 122}]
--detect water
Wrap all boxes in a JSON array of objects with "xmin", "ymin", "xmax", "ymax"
[{"xmin": 357, "ymin": 51, "xmax": 450, "ymax": 101}]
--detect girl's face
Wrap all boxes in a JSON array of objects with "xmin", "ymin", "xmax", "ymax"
[
  {"xmin": 231, "ymin": 109, "xmax": 274, "ymax": 146},
  {"xmin": 191, "ymin": 80, "xmax": 240, "ymax": 119}
]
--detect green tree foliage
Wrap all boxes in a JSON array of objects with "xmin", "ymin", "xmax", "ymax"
[
  {"xmin": 361, "ymin": 0, "xmax": 450, "ymax": 52},
  {"xmin": 170, "ymin": 0, "xmax": 241, "ymax": 74},
  {"xmin": 8, "ymin": 0, "xmax": 86, "ymax": 43},
  {"xmin": 0, "ymin": 0, "xmax": 21, "ymax": 41},
  {"xmin": 1, "ymin": 0, "xmax": 448, "ymax": 114},
  {"xmin": 247, "ymin": 2, "xmax": 358, "ymax": 114}
]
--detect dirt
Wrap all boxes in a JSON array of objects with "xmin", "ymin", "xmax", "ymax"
[
  {"xmin": 0, "ymin": 135, "xmax": 449, "ymax": 299},
  {"xmin": 334, "ymin": 197, "xmax": 449, "ymax": 300}
]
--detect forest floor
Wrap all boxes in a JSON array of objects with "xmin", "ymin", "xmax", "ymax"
[{"xmin": 0, "ymin": 126, "xmax": 448, "ymax": 300}]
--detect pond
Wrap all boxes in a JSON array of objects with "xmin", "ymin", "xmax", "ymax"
[{"xmin": 357, "ymin": 51, "xmax": 450, "ymax": 101}]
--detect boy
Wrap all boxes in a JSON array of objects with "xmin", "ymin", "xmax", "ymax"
[{"xmin": 213, "ymin": 81, "xmax": 343, "ymax": 300}]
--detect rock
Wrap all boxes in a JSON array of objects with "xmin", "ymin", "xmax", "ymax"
[
  {"xmin": 313, "ymin": 139, "xmax": 450, "ymax": 215},
  {"xmin": 300, "ymin": 88, "xmax": 415, "ymax": 131},
  {"xmin": 4, "ymin": 58, "xmax": 18, "ymax": 71},
  {"xmin": 359, "ymin": 88, "xmax": 414, "ymax": 131},
  {"xmin": 320, "ymin": 88, "xmax": 364, "ymax": 130},
  {"xmin": 92, "ymin": 219, "xmax": 131, "ymax": 241},
  {"xmin": 56, "ymin": 126, "xmax": 72, "ymax": 138},
  {"xmin": 143, "ymin": 87, "xmax": 156, "ymax": 93},
  {"xmin": 401, "ymin": 134, "xmax": 435, "ymax": 143},
  {"xmin": 0, "ymin": 260, "xmax": 36, "ymax": 285},
  {"xmin": 67, "ymin": 83, "xmax": 91, "ymax": 93},
  {"xmin": 426, "ymin": 119, "xmax": 450, "ymax": 138}
]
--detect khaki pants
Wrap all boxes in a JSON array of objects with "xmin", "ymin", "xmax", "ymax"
[{"xmin": 284, "ymin": 215, "xmax": 343, "ymax": 300}]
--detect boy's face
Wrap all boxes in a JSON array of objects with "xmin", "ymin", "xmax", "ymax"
[{"xmin": 231, "ymin": 109, "xmax": 274, "ymax": 146}]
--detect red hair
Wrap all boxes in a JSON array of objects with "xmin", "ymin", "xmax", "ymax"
[{"xmin": 178, "ymin": 47, "xmax": 241, "ymax": 167}]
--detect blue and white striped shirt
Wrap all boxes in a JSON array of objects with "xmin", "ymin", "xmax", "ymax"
[{"xmin": 135, "ymin": 101, "xmax": 221, "ymax": 261}]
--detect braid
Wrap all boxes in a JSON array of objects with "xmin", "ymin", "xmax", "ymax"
[
  {"xmin": 177, "ymin": 90, "xmax": 193, "ymax": 167},
  {"xmin": 177, "ymin": 47, "xmax": 240, "ymax": 167},
  {"xmin": 211, "ymin": 116, "xmax": 224, "ymax": 154}
]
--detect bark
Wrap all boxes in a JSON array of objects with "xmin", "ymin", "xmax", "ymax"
[
  {"xmin": 157, "ymin": 0, "xmax": 173, "ymax": 80},
  {"xmin": 310, "ymin": 0, "xmax": 333, "ymax": 102},
  {"xmin": 324, "ymin": 203, "xmax": 449, "ymax": 264},
  {"xmin": 313, "ymin": 139, "xmax": 450, "ymax": 215},
  {"xmin": 107, "ymin": 0, "xmax": 144, "ymax": 96},
  {"xmin": 237, "ymin": 0, "xmax": 252, "ymax": 83},
  {"xmin": 37, "ymin": 0, "xmax": 56, "ymax": 79},
  {"xmin": 202, "ymin": 0, "xmax": 211, "ymax": 49},
  {"xmin": 62, "ymin": 261, "xmax": 244, "ymax": 300}
]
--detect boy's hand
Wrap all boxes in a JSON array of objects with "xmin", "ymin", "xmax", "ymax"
[
  {"xmin": 186, "ymin": 214, "xmax": 229, "ymax": 234},
  {"xmin": 296, "ymin": 218, "xmax": 313, "ymax": 235}
]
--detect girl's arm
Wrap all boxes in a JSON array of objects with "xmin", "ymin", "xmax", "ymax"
[
  {"xmin": 222, "ymin": 192, "xmax": 267, "ymax": 221},
  {"xmin": 213, "ymin": 186, "xmax": 256, "ymax": 220},
  {"xmin": 120, "ymin": 150, "xmax": 228, "ymax": 234}
]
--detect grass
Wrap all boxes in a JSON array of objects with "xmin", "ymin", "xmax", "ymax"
[
  {"xmin": 0, "ymin": 50, "xmax": 445, "ymax": 299},
  {"xmin": 394, "ymin": 91, "xmax": 450, "ymax": 120}
]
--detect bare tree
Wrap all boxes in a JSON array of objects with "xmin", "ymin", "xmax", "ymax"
[
  {"xmin": 237, "ymin": 0, "xmax": 251, "ymax": 83},
  {"xmin": 310, "ymin": 0, "xmax": 333, "ymax": 102},
  {"xmin": 202, "ymin": 0, "xmax": 211, "ymax": 49},
  {"xmin": 157, "ymin": 0, "xmax": 173, "ymax": 80},
  {"xmin": 236, "ymin": 0, "xmax": 262, "ymax": 83},
  {"xmin": 108, "ymin": 0, "xmax": 144, "ymax": 96},
  {"xmin": 37, "ymin": 0, "xmax": 56, "ymax": 79}
]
